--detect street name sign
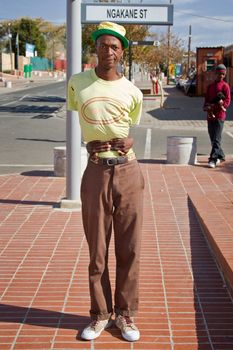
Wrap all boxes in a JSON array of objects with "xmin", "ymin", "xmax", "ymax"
[
  {"xmin": 130, "ymin": 40, "xmax": 160, "ymax": 46},
  {"xmin": 81, "ymin": 3, "xmax": 173, "ymax": 25}
]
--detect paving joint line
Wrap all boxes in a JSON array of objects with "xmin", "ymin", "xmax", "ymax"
[
  {"xmin": 9, "ymin": 211, "xmax": 73, "ymax": 350},
  {"xmin": 51, "ymin": 233, "xmax": 86, "ymax": 348},
  {"xmin": 146, "ymin": 165, "xmax": 175, "ymax": 350},
  {"xmin": 163, "ymin": 167, "xmax": 215, "ymax": 350},
  {"xmin": 0, "ymin": 176, "xmax": 42, "ymax": 257}
]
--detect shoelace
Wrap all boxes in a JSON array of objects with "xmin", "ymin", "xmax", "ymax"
[
  {"xmin": 90, "ymin": 320, "xmax": 101, "ymax": 330},
  {"xmin": 120, "ymin": 316, "xmax": 137, "ymax": 330},
  {"xmin": 124, "ymin": 316, "xmax": 132, "ymax": 325}
]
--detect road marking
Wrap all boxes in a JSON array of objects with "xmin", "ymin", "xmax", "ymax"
[
  {"xmin": 144, "ymin": 128, "xmax": 151, "ymax": 159},
  {"xmin": 1, "ymin": 94, "xmax": 29, "ymax": 106},
  {"xmin": 18, "ymin": 94, "xmax": 29, "ymax": 101},
  {"xmin": 1, "ymin": 100, "xmax": 16, "ymax": 106},
  {"xmin": 226, "ymin": 131, "xmax": 233, "ymax": 138}
]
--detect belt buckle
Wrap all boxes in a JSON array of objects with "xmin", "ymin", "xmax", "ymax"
[
  {"xmin": 106, "ymin": 158, "xmax": 117, "ymax": 166},
  {"xmin": 118, "ymin": 156, "xmax": 127, "ymax": 164}
]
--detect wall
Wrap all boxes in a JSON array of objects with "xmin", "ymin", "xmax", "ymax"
[
  {"xmin": 18, "ymin": 56, "xmax": 30, "ymax": 71},
  {"xmin": 224, "ymin": 45, "xmax": 233, "ymax": 89},
  {"xmin": 0, "ymin": 52, "xmax": 15, "ymax": 72},
  {"xmin": 196, "ymin": 47, "xmax": 224, "ymax": 96},
  {"xmin": 54, "ymin": 59, "xmax": 66, "ymax": 71}
]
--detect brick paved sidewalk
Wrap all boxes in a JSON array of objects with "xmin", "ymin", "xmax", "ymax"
[{"xmin": 0, "ymin": 157, "xmax": 233, "ymax": 350}]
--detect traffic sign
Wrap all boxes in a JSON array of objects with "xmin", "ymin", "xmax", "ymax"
[
  {"xmin": 81, "ymin": 3, "xmax": 173, "ymax": 25},
  {"xmin": 130, "ymin": 41, "xmax": 160, "ymax": 47}
]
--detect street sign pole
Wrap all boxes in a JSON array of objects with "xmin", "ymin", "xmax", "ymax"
[
  {"xmin": 129, "ymin": 42, "xmax": 132, "ymax": 81},
  {"xmin": 61, "ymin": 0, "xmax": 82, "ymax": 209}
]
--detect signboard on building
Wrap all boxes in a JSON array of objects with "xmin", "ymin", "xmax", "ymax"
[
  {"xmin": 25, "ymin": 43, "xmax": 35, "ymax": 58},
  {"xmin": 81, "ymin": 3, "xmax": 173, "ymax": 25}
]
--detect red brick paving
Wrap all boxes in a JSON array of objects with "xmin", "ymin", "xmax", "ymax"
[{"xmin": 0, "ymin": 157, "xmax": 233, "ymax": 349}]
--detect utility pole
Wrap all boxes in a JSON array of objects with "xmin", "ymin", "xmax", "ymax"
[
  {"xmin": 187, "ymin": 25, "xmax": 192, "ymax": 76},
  {"xmin": 15, "ymin": 33, "xmax": 19, "ymax": 71},
  {"xmin": 128, "ymin": 42, "xmax": 132, "ymax": 81},
  {"xmin": 8, "ymin": 23, "xmax": 13, "ymax": 73},
  {"xmin": 0, "ymin": 24, "xmax": 2, "ymax": 76},
  {"xmin": 61, "ymin": 0, "xmax": 82, "ymax": 209},
  {"xmin": 166, "ymin": 0, "xmax": 172, "ymax": 85}
]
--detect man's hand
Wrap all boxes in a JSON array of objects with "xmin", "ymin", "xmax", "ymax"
[
  {"xmin": 86, "ymin": 137, "xmax": 134, "ymax": 156},
  {"xmin": 86, "ymin": 140, "xmax": 111, "ymax": 155},
  {"xmin": 110, "ymin": 137, "xmax": 134, "ymax": 155}
]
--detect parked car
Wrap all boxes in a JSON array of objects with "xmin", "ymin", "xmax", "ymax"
[
  {"xmin": 184, "ymin": 76, "xmax": 196, "ymax": 96},
  {"xmin": 175, "ymin": 76, "xmax": 188, "ymax": 91},
  {"xmin": 175, "ymin": 75, "xmax": 196, "ymax": 96}
]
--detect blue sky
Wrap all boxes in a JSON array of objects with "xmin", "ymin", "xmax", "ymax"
[{"xmin": 1, "ymin": 0, "xmax": 233, "ymax": 50}]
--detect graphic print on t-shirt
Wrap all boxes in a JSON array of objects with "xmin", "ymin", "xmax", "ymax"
[{"xmin": 81, "ymin": 97, "xmax": 125, "ymax": 125}]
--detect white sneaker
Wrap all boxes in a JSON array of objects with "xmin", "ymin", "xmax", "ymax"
[
  {"xmin": 81, "ymin": 318, "xmax": 112, "ymax": 340},
  {"xmin": 115, "ymin": 315, "xmax": 140, "ymax": 342},
  {"xmin": 216, "ymin": 159, "xmax": 221, "ymax": 166},
  {"xmin": 208, "ymin": 161, "xmax": 216, "ymax": 168}
]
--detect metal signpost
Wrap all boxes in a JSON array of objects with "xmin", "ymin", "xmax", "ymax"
[
  {"xmin": 64, "ymin": 1, "xmax": 173, "ymax": 208},
  {"xmin": 61, "ymin": 0, "xmax": 82, "ymax": 209}
]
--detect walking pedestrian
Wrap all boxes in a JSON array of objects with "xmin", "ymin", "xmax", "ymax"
[
  {"xmin": 150, "ymin": 70, "xmax": 159, "ymax": 94},
  {"xmin": 68, "ymin": 21, "xmax": 144, "ymax": 342},
  {"xmin": 203, "ymin": 64, "xmax": 231, "ymax": 168}
]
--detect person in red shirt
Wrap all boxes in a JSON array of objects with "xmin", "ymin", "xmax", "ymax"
[{"xmin": 203, "ymin": 64, "xmax": 231, "ymax": 168}]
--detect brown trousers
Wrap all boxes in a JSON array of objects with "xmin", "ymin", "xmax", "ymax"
[{"xmin": 81, "ymin": 159, "xmax": 144, "ymax": 320}]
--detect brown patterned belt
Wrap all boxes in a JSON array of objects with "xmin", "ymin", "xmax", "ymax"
[{"xmin": 90, "ymin": 153, "xmax": 136, "ymax": 166}]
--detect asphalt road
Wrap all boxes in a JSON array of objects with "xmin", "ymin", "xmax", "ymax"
[
  {"xmin": 0, "ymin": 81, "xmax": 232, "ymax": 175},
  {"xmin": 0, "ymin": 81, "xmax": 66, "ymax": 175}
]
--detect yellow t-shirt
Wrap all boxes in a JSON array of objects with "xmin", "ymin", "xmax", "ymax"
[{"xmin": 68, "ymin": 69, "xmax": 143, "ymax": 158}]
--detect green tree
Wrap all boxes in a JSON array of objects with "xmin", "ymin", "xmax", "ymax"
[
  {"xmin": 122, "ymin": 24, "xmax": 150, "ymax": 69},
  {"xmin": 38, "ymin": 20, "xmax": 66, "ymax": 60},
  {"xmin": 0, "ymin": 17, "xmax": 67, "ymax": 61},
  {"xmin": 136, "ymin": 30, "xmax": 185, "ymax": 74},
  {"xmin": 9, "ymin": 18, "xmax": 47, "ymax": 57},
  {"xmin": 0, "ymin": 23, "xmax": 10, "ymax": 54},
  {"xmin": 82, "ymin": 23, "xmax": 98, "ymax": 63}
]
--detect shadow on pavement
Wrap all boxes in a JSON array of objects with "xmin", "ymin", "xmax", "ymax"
[
  {"xmin": 138, "ymin": 159, "xmax": 167, "ymax": 164},
  {"xmin": 0, "ymin": 105, "xmax": 59, "ymax": 114},
  {"xmin": 147, "ymin": 86, "xmax": 233, "ymax": 122},
  {"xmin": 0, "ymin": 303, "xmax": 89, "ymax": 332},
  {"xmin": 22, "ymin": 96, "xmax": 66, "ymax": 103},
  {"xmin": 0, "ymin": 198, "xmax": 58, "ymax": 207},
  {"xmin": 17, "ymin": 138, "xmax": 65, "ymax": 143},
  {"xmin": 20, "ymin": 170, "xmax": 55, "ymax": 177}
]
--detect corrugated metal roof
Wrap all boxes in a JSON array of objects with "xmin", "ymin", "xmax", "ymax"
[{"xmin": 196, "ymin": 46, "xmax": 224, "ymax": 49}]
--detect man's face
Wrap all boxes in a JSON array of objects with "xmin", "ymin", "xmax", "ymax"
[{"xmin": 96, "ymin": 35, "xmax": 123, "ymax": 70}]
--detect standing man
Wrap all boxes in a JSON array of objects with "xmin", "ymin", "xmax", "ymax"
[
  {"xmin": 68, "ymin": 22, "xmax": 144, "ymax": 342},
  {"xmin": 203, "ymin": 64, "xmax": 231, "ymax": 168}
]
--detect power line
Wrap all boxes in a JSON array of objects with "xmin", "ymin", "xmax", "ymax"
[{"xmin": 175, "ymin": 10, "xmax": 233, "ymax": 24}]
